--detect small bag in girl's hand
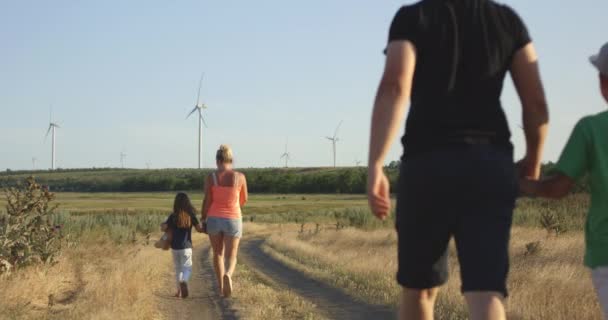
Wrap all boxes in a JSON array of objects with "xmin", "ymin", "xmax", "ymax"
[{"xmin": 154, "ymin": 229, "xmax": 172, "ymax": 251}]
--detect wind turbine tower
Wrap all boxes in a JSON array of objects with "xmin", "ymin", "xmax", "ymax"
[
  {"xmin": 120, "ymin": 152, "xmax": 127, "ymax": 169},
  {"xmin": 45, "ymin": 108, "xmax": 60, "ymax": 170},
  {"xmin": 280, "ymin": 139, "xmax": 291, "ymax": 168},
  {"xmin": 325, "ymin": 121, "xmax": 343, "ymax": 168},
  {"xmin": 186, "ymin": 72, "xmax": 208, "ymax": 169}
]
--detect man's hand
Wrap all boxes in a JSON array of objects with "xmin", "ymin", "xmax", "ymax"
[{"xmin": 367, "ymin": 166, "xmax": 391, "ymax": 220}]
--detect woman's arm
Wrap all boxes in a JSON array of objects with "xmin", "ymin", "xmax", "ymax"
[
  {"xmin": 367, "ymin": 41, "xmax": 416, "ymax": 219},
  {"xmin": 201, "ymin": 175, "xmax": 212, "ymax": 221},
  {"xmin": 239, "ymin": 173, "xmax": 248, "ymax": 207},
  {"xmin": 511, "ymin": 43, "xmax": 550, "ymax": 180},
  {"xmin": 160, "ymin": 223, "xmax": 168, "ymax": 232},
  {"xmin": 520, "ymin": 173, "xmax": 575, "ymax": 199}
]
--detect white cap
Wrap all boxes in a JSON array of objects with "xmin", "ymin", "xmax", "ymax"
[{"xmin": 590, "ymin": 42, "xmax": 608, "ymax": 76}]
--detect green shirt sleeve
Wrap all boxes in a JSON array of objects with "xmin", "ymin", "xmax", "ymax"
[{"xmin": 555, "ymin": 118, "xmax": 591, "ymax": 180}]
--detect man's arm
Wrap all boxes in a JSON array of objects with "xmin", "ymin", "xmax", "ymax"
[
  {"xmin": 367, "ymin": 41, "xmax": 416, "ymax": 219},
  {"xmin": 511, "ymin": 43, "xmax": 550, "ymax": 179}
]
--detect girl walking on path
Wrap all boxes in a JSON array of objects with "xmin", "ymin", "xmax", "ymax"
[
  {"xmin": 367, "ymin": 1, "xmax": 549, "ymax": 319},
  {"xmin": 201, "ymin": 145, "xmax": 248, "ymax": 298},
  {"xmin": 161, "ymin": 193, "xmax": 204, "ymax": 298}
]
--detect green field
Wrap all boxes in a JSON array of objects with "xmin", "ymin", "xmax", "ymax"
[{"xmin": 0, "ymin": 192, "xmax": 368, "ymax": 214}]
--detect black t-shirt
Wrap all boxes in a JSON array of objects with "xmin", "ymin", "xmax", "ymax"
[
  {"xmin": 166, "ymin": 212, "xmax": 200, "ymax": 250},
  {"xmin": 387, "ymin": 0, "xmax": 531, "ymax": 157}
]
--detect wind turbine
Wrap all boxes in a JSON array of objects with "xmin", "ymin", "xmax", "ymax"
[
  {"xmin": 120, "ymin": 152, "xmax": 127, "ymax": 169},
  {"xmin": 32, "ymin": 157, "xmax": 37, "ymax": 170},
  {"xmin": 280, "ymin": 139, "xmax": 291, "ymax": 168},
  {"xmin": 45, "ymin": 107, "xmax": 60, "ymax": 170},
  {"xmin": 186, "ymin": 72, "xmax": 208, "ymax": 169},
  {"xmin": 325, "ymin": 121, "xmax": 343, "ymax": 168}
]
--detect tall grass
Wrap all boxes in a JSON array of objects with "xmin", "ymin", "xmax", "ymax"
[
  {"xmin": 264, "ymin": 226, "xmax": 601, "ymax": 320},
  {"xmin": 50, "ymin": 210, "xmax": 168, "ymax": 244}
]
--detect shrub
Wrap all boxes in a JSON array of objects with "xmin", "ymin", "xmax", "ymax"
[{"xmin": 0, "ymin": 177, "xmax": 61, "ymax": 276}]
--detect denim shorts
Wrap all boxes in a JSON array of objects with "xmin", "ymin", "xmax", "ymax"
[
  {"xmin": 206, "ymin": 217, "xmax": 242, "ymax": 238},
  {"xmin": 395, "ymin": 145, "xmax": 517, "ymax": 297}
]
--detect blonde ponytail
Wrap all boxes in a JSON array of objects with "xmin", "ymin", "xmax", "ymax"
[{"xmin": 216, "ymin": 144, "xmax": 233, "ymax": 164}]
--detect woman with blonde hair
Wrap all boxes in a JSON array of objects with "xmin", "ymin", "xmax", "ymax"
[{"xmin": 201, "ymin": 144, "xmax": 248, "ymax": 298}]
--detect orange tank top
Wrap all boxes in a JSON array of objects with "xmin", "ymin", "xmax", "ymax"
[{"xmin": 207, "ymin": 171, "xmax": 242, "ymax": 219}]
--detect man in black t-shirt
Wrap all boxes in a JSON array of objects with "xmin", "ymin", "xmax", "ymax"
[{"xmin": 367, "ymin": 1, "xmax": 549, "ymax": 319}]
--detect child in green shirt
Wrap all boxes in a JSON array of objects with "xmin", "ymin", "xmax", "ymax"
[{"xmin": 520, "ymin": 42, "xmax": 608, "ymax": 319}]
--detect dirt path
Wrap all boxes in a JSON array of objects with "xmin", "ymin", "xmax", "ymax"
[
  {"xmin": 158, "ymin": 245, "xmax": 239, "ymax": 320},
  {"xmin": 240, "ymin": 238, "xmax": 396, "ymax": 320}
]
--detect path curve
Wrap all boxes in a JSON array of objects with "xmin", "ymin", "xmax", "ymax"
[
  {"xmin": 240, "ymin": 238, "xmax": 396, "ymax": 320},
  {"xmin": 158, "ymin": 245, "xmax": 239, "ymax": 320}
]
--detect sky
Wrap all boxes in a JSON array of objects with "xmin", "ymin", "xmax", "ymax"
[{"xmin": 1, "ymin": 1, "xmax": 607, "ymax": 170}]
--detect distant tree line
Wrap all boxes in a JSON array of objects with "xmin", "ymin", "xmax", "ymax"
[
  {"xmin": 0, "ymin": 168, "xmax": 399, "ymax": 194},
  {"xmin": 0, "ymin": 164, "xmax": 590, "ymax": 194}
]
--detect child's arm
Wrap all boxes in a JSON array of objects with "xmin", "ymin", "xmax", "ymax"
[
  {"xmin": 520, "ymin": 173, "xmax": 576, "ymax": 199},
  {"xmin": 160, "ymin": 214, "xmax": 172, "ymax": 231}
]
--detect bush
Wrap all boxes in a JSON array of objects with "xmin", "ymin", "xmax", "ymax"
[{"xmin": 0, "ymin": 177, "xmax": 61, "ymax": 275}]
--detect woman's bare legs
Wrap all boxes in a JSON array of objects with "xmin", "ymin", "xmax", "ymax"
[
  {"xmin": 209, "ymin": 233, "xmax": 225, "ymax": 295},
  {"xmin": 224, "ymin": 236, "xmax": 241, "ymax": 277},
  {"xmin": 221, "ymin": 236, "xmax": 240, "ymax": 297}
]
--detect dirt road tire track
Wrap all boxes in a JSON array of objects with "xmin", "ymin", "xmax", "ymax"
[{"xmin": 240, "ymin": 238, "xmax": 396, "ymax": 320}]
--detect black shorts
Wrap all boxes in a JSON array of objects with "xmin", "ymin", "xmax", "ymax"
[{"xmin": 395, "ymin": 145, "xmax": 517, "ymax": 297}]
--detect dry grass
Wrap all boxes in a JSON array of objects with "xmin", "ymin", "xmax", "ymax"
[
  {"xmin": 228, "ymin": 223, "xmax": 326, "ymax": 320},
  {"xmin": 265, "ymin": 226, "xmax": 602, "ymax": 320},
  {"xmin": 0, "ymin": 235, "xmax": 170, "ymax": 320},
  {"xmin": 230, "ymin": 258, "xmax": 326, "ymax": 320}
]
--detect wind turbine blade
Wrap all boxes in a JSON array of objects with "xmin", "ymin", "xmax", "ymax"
[
  {"xmin": 44, "ymin": 125, "xmax": 52, "ymax": 141},
  {"xmin": 326, "ymin": 137, "xmax": 333, "ymax": 141},
  {"xmin": 196, "ymin": 72, "xmax": 204, "ymax": 105},
  {"xmin": 200, "ymin": 113, "xmax": 208, "ymax": 128},
  {"xmin": 186, "ymin": 107, "xmax": 198, "ymax": 119},
  {"xmin": 334, "ymin": 120, "xmax": 344, "ymax": 139}
]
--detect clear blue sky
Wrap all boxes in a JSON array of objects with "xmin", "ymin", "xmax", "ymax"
[{"xmin": 1, "ymin": 1, "xmax": 607, "ymax": 170}]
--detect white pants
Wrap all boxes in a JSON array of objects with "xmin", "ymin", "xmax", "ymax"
[
  {"xmin": 593, "ymin": 267, "xmax": 608, "ymax": 320},
  {"xmin": 172, "ymin": 249, "xmax": 193, "ymax": 289}
]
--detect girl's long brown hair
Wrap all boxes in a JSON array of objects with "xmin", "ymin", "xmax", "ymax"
[{"xmin": 173, "ymin": 192, "xmax": 195, "ymax": 228}]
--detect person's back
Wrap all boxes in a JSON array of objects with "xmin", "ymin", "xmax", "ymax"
[
  {"xmin": 368, "ymin": 1, "xmax": 550, "ymax": 319},
  {"xmin": 163, "ymin": 192, "xmax": 201, "ymax": 298},
  {"xmin": 394, "ymin": 0, "xmax": 530, "ymax": 156},
  {"xmin": 576, "ymin": 112, "xmax": 608, "ymax": 217},
  {"xmin": 208, "ymin": 170, "xmax": 243, "ymax": 219}
]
